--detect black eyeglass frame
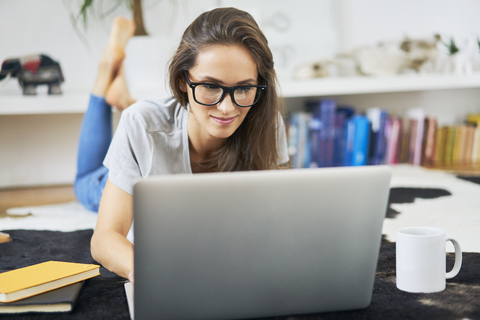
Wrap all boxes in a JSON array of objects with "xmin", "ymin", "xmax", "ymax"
[{"xmin": 183, "ymin": 70, "xmax": 267, "ymax": 108}]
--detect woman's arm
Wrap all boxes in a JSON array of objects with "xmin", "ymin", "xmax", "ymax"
[{"xmin": 91, "ymin": 178, "xmax": 134, "ymax": 282}]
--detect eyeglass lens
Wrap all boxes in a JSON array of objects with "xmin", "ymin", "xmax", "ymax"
[{"xmin": 195, "ymin": 85, "xmax": 259, "ymax": 107}]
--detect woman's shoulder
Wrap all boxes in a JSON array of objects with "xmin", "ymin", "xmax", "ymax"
[{"xmin": 121, "ymin": 96, "xmax": 187, "ymax": 133}]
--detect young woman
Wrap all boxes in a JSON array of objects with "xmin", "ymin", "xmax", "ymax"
[{"xmin": 76, "ymin": 8, "xmax": 289, "ymax": 283}]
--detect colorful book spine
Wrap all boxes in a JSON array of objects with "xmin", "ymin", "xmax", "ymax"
[
  {"xmin": 385, "ymin": 116, "xmax": 402, "ymax": 164},
  {"xmin": 343, "ymin": 116, "xmax": 355, "ymax": 166},
  {"xmin": 473, "ymin": 126, "xmax": 480, "ymax": 164},
  {"xmin": 349, "ymin": 115, "xmax": 371, "ymax": 166},
  {"xmin": 321, "ymin": 100, "xmax": 336, "ymax": 167},
  {"xmin": 464, "ymin": 125, "xmax": 475, "ymax": 165},
  {"xmin": 422, "ymin": 117, "xmax": 438, "ymax": 166},
  {"xmin": 407, "ymin": 109, "xmax": 425, "ymax": 166},
  {"xmin": 333, "ymin": 111, "xmax": 346, "ymax": 166},
  {"xmin": 308, "ymin": 115, "xmax": 321, "ymax": 168},
  {"xmin": 288, "ymin": 112, "xmax": 310, "ymax": 169},
  {"xmin": 433, "ymin": 126, "xmax": 447, "ymax": 167},
  {"xmin": 366, "ymin": 108, "xmax": 388, "ymax": 165},
  {"xmin": 452, "ymin": 124, "xmax": 466, "ymax": 165},
  {"xmin": 444, "ymin": 126, "xmax": 456, "ymax": 166}
]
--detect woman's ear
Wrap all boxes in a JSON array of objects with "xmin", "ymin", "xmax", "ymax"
[{"xmin": 179, "ymin": 74, "xmax": 187, "ymax": 93}]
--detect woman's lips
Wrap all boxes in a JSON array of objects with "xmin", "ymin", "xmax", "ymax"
[{"xmin": 211, "ymin": 115, "xmax": 237, "ymax": 125}]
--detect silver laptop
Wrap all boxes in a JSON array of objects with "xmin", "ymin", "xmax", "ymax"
[{"xmin": 133, "ymin": 165, "xmax": 392, "ymax": 319}]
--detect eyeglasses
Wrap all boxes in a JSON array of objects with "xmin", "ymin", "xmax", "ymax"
[{"xmin": 183, "ymin": 70, "xmax": 266, "ymax": 108}]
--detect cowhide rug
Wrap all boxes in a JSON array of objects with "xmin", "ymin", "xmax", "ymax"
[
  {"xmin": 1, "ymin": 230, "xmax": 479, "ymax": 320},
  {"xmin": 1, "ymin": 165, "xmax": 479, "ymax": 319}
]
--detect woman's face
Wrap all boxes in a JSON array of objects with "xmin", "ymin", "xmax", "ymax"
[{"xmin": 182, "ymin": 44, "xmax": 258, "ymax": 142}]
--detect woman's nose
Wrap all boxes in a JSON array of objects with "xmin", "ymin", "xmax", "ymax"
[{"xmin": 217, "ymin": 93, "xmax": 235, "ymax": 114}]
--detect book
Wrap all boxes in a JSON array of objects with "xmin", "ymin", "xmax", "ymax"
[
  {"xmin": 306, "ymin": 99, "xmax": 336, "ymax": 167},
  {"xmin": 366, "ymin": 108, "xmax": 388, "ymax": 165},
  {"xmin": 399, "ymin": 117, "xmax": 410, "ymax": 164},
  {"xmin": 0, "ymin": 279, "xmax": 83, "ymax": 314},
  {"xmin": 473, "ymin": 126, "xmax": 480, "ymax": 164},
  {"xmin": 0, "ymin": 261, "xmax": 99, "ymax": 303},
  {"xmin": 407, "ymin": 109, "xmax": 425, "ymax": 165},
  {"xmin": 464, "ymin": 125, "xmax": 475, "ymax": 165},
  {"xmin": 433, "ymin": 126, "xmax": 447, "ymax": 166},
  {"xmin": 343, "ymin": 115, "xmax": 356, "ymax": 166},
  {"xmin": 307, "ymin": 105, "xmax": 322, "ymax": 168},
  {"xmin": 345, "ymin": 115, "xmax": 370, "ymax": 166},
  {"xmin": 444, "ymin": 126, "xmax": 456, "ymax": 166},
  {"xmin": 288, "ymin": 112, "xmax": 311, "ymax": 168},
  {"xmin": 333, "ymin": 107, "xmax": 354, "ymax": 166},
  {"xmin": 321, "ymin": 100, "xmax": 336, "ymax": 167},
  {"xmin": 407, "ymin": 118, "xmax": 418, "ymax": 164},
  {"xmin": 422, "ymin": 117, "xmax": 438, "ymax": 166},
  {"xmin": 452, "ymin": 125, "xmax": 466, "ymax": 165},
  {"xmin": 385, "ymin": 116, "xmax": 402, "ymax": 165}
]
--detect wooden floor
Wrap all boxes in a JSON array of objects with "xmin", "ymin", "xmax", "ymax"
[{"xmin": 0, "ymin": 185, "xmax": 76, "ymax": 218}]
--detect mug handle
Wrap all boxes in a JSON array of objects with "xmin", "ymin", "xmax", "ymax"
[{"xmin": 445, "ymin": 238, "xmax": 462, "ymax": 279}]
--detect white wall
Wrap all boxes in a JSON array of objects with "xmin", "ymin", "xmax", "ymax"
[
  {"xmin": 1, "ymin": 0, "xmax": 480, "ymax": 188},
  {"xmin": 335, "ymin": 0, "xmax": 480, "ymax": 52}
]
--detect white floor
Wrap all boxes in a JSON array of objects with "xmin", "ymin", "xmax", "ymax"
[{"xmin": 1, "ymin": 165, "xmax": 479, "ymax": 252}]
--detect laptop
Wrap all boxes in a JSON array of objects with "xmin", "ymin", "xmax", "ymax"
[{"xmin": 132, "ymin": 165, "xmax": 392, "ymax": 319}]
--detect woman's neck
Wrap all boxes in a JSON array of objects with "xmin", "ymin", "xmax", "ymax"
[{"xmin": 188, "ymin": 116, "xmax": 226, "ymax": 173}]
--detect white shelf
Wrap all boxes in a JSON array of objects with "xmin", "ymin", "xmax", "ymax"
[
  {"xmin": 279, "ymin": 73, "xmax": 480, "ymax": 98},
  {"xmin": 2, "ymin": 74, "xmax": 480, "ymax": 115},
  {"xmin": 0, "ymin": 92, "xmax": 90, "ymax": 115}
]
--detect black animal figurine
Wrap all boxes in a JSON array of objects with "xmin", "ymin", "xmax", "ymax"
[{"xmin": 0, "ymin": 54, "xmax": 64, "ymax": 95}]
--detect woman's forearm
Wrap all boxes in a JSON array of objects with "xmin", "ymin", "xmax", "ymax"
[{"xmin": 91, "ymin": 229, "xmax": 133, "ymax": 280}]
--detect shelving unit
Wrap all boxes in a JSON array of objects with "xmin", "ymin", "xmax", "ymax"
[
  {"xmin": 279, "ymin": 74, "xmax": 480, "ymax": 98},
  {"xmin": 2, "ymin": 74, "xmax": 480, "ymax": 115},
  {"xmin": 0, "ymin": 92, "xmax": 90, "ymax": 115}
]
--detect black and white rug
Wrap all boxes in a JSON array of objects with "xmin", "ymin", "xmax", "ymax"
[{"xmin": 1, "ymin": 165, "xmax": 479, "ymax": 319}]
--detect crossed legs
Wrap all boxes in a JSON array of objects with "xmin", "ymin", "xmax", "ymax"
[{"xmin": 75, "ymin": 17, "xmax": 136, "ymax": 212}]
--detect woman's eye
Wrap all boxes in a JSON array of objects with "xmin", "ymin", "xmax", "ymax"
[
  {"xmin": 203, "ymin": 84, "xmax": 220, "ymax": 91},
  {"xmin": 238, "ymin": 87, "xmax": 253, "ymax": 93}
]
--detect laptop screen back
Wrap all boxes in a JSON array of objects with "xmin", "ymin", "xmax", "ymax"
[{"xmin": 134, "ymin": 165, "xmax": 391, "ymax": 319}]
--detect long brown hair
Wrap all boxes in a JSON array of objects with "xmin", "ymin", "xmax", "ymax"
[{"xmin": 168, "ymin": 7, "xmax": 283, "ymax": 171}]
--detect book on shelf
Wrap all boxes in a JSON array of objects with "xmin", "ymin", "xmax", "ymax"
[
  {"xmin": 444, "ymin": 126, "xmax": 456, "ymax": 166},
  {"xmin": 333, "ymin": 107, "xmax": 354, "ymax": 167},
  {"xmin": 452, "ymin": 124, "xmax": 466, "ymax": 165},
  {"xmin": 306, "ymin": 99, "xmax": 336, "ymax": 168},
  {"xmin": 288, "ymin": 111, "xmax": 311, "ymax": 168},
  {"xmin": 399, "ymin": 118, "xmax": 410, "ymax": 164},
  {"xmin": 464, "ymin": 125, "xmax": 475, "ymax": 165},
  {"xmin": 433, "ymin": 126, "xmax": 447, "ymax": 166},
  {"xmin": 385, "ymin": 116, "xmax": 403, "ymax": 165},
  {"xmin": 285, "ymin": 101, "xmax": 479, "ymax": 171},
  {"xmin": 0, "ymin": 277, "xmax": 83, "ymax": 314},
  {"xmin": 473, "ymin": 125, "xmax": 480, "ymax": 164},
  {"xmin": 345, "ymin": 115, "xmax": 370, "ymax": 166},
  {"xmin": 406, "ymin": 109, "xmax": 425, "ymax": 166},
  {"xmin": 366, "ymin": 108, "xmax": 388, "ymax": 165},
  {"xmin": 0, "ymin": 261, "xmax": 99, "ymax": 303},
  {"xmin": 422, "ymin": 117, "xmax": 438, "ymax": 166}
]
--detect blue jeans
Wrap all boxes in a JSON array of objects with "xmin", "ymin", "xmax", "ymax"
[{"xmin": 74, "ymin": 95, "xmax": 112, "ymax": 212}]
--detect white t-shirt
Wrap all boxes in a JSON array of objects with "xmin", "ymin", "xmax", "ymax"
[{"xmin": 104, "ymin": 96, "xmax": 289, "ymax": 196}]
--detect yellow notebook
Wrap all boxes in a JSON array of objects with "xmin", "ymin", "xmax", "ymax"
[{"xmin": 0, "ymin": 261, "xmax": 100, "ymax": 303}]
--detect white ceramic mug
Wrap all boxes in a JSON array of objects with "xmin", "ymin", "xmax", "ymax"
[{"xmin": 396, "ymin": 227, "xmax": 462, "ymax": 293}]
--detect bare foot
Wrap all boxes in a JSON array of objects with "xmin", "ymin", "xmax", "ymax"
[
  {"xmin": 106, "ymin": 65, "xmax": 136, "ymax": 110},
  {"xmin": 92, "ymin": 17, "xmax": 136, "ymax": 97}
]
